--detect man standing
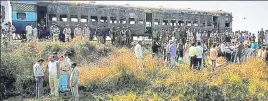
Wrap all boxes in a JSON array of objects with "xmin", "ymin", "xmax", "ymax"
[
  {"xmin": 126, "ymin": 26, "xmax": 132, "ymax": 47},
  {"xmin": 110, "ymin": 26, "xmax": 116, "ymax": 45},
  {"xmin": 196, "ymin": 42, "xmax": 203, "ymax": 70},
  {"xmin": 33, "ymin": 59, "xmax": 45, "ymax": 98},
  {"xmin": 46, "ymin": 56, "xmax": 60, "ymax": 97},
  {"xmin": 70, "ymin": 63, "xmax": 79, "ymax": 101},
  {"xmin": 153, "ymin": 29, "xmax": 159, "ymax": 42},
  {"xmin": 63, "ymin": 24, "xmax": 72, "ymax": 42},
  {"xmin": 74, "ymin": 24, "xmax": 82, "ymax": 39},
  {"xmin": 82, "ymin": 24, "xmax": 90, "ymax": 41},
  {"xmin": 236, "ymin": 42, "xmax": 244, "ymax": 64},
  {"xmin": 121, "ymin": 26, "xmax": 127, "ymax": 45},
  {"xmin": 220, "ymin": 42, "xmax": 226, "ymax": 57},
  {"xmin": 96, "ymin": 26, "xmax": 102, "ymax": 44},
  {"xmin": 259, "ymin": 29, "xmax": 265, "ymax": 45},
  {"xmin": 115, "ymin": 27, "xmax": 122, "ymax": 46},
  {"xmin": 50, "ymin": 23, "xmax": 60, "ymax": 42},
  {"xmin": 135, "ymin": 41, "xmax": 143, "ymax": 69},
  {"xmin": 38, "ymin": 19, "xmax": 46, "ymax": 40},
  {"xmin": 26, "ymin": 23, "xmax": 33, "ymax": 42},
  {"xmin": 189, "ymin": 43, "xmax": 198, "ymax": 70},
  {"xmin": 196, "ymin": 30, "xmax": 201, "ymax": 42},
  {"xmin": 210, "ymin": 44, "xmax": 218, "ymax": 71},
  {"xmin": 102, "ymin": 26, "xmax": 108, "ymax": 44},
  {"xmin": 33, "ymin": 27, "xmax": 38, "ymax": 41},
  {"xmin": 169, "ymin": 40, "xmax": 177, "ymax": 68}
]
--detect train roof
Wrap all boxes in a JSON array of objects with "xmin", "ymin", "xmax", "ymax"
[{"xmin": 36, "ymin": 1, "xmax": 231, "ymax": 15}]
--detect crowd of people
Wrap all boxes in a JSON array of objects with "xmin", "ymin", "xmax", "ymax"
[
  {"xmin": 33, "ymin": 51, "xmax": 79, "ymax": 100},
  {"xmin": 149, "ymin": 27, "xmax": 268, "ymax": 71},
  {"xmin": 2, "ymin": 19, "xmax": 268, "ymax": 100},
  {"xmin": 1, "ymin": 19, "xmax": 133, "ymax": 48}
]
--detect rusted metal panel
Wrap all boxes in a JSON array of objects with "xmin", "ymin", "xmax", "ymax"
[
  {"xmin": 47, "ymin": 4, "xmax": 57, "ymax": 14},
  {"xmin": 56, "ymin": 4, "xmax": 69, "ymax": 14}
]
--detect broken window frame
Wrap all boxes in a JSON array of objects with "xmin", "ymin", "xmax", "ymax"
[
  {"xmin": 225, "ymin": 22, "xmax": 230, "ymax": 27},
  {"xmin": 110, "ymin": 17, "xmax": 117, "ymax": 24},
  {"xmin": 60, "ymin": 14, "xmax": 68, "ymax": 22},
  {"xmin": 138, "ymin": 19, "xmax": 144, "ymax": 24},
  {"xmin": 80, "ymin": 15, "xmax": 88, "ymax": 23},
  {"xmin": 129, "ymin": 18, "xmax": 136, "ymax": 24},
  {"xmin": 120, "ymin": 18, "xmax": 127, "ymax": 24},
  {"xmin": 154, "ymin": 19, "xmax": 160, "ymax": 25},
  {"xmin": 70, "ymin": 15, "xmax": 78, "ymax": 22},
  {"xmin": 90, "ymin": 16, "xmax": 98, "ymax": 22},
  {"xmin": 193, "ymin": 21, "xmax": 199, "ymax": 26},
  {"xmin": 100, "ymin": 16, "xmax": 108, "ymax": 23},
  {"xmin": 146, "ymin": 22, "xmax": 152, "ymax": 27},
  {"xmin": 49, "ymin": 14, "xmax": 57, "ymax": 21},
  {"xmin": 171, "ymin": 19, "xmax": 177, "ymax": 26},
  {"xmin": 163, "ymin": 20, "xmax": 168, "ymax": 25},
  {"xmin": 186, "ymin": 21, "xmax": 192, "ymax": 26},
  {"xmin": 201, "ymin": 22, "xmax": 206, "ymax": 27},
  {"xmin": 178, "ymin": 20, "xmax": 184, "ymax": 26}
]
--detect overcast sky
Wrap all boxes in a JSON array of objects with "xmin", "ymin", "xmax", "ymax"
[{"xmin": 96, "ymin": 1, "xmax": 268, "ymax": 34}]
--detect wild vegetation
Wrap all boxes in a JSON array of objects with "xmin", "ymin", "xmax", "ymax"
[{"xmin": 1, "ymin": 38, "xmax": 268, "ymax": 101}]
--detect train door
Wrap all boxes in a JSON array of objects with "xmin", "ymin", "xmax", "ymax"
[
  {"xmin": 213, "ymin": 16, "xmax": 219, "ymax": 31},
  {"xmin": 37, "ymin": 6, "xmax": 47, "ymax": 28},
  {"xmin": 145, "ymin": 13, "xmax": 152, "ymax": 37}
]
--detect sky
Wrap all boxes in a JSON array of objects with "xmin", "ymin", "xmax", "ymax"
[{"xmin": 96, "ymin": 1, "xmax": 268, "ymax": 34}]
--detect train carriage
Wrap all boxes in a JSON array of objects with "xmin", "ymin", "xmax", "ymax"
[
  {"xmin": 11, "ymin": 1, "xmax": 37, "ymax": 34},
  {"xmin": 10, "ymin": 1, "xmax": 232, "ymax": 39}
]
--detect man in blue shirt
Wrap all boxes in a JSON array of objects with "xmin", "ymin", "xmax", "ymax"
[
  {"xmin": 169, "ymin": 40, "xmax": 177, "ymax": 68},
  {"xmin": 251, "ymin": 41, "xmax": 258, "ymax": 50}
]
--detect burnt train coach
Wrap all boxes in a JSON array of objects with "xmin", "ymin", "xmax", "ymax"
[{"xmin": 10, "ymin": 1, "xmax": 232, "ymax": 37}]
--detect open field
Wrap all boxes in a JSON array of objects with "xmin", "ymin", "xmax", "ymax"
[{"xmin": 1, "ymin": 38, "xmax": 268, "ymax": 101}]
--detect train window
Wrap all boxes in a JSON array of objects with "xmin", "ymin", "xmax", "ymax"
[
  {"xmin": 120, "ymin": 18, "xmax": 126, "ymax": 24},
  {"xmin": 146, "ymin": 22, "xmax": 151, "ymax": 27},
  {"xmin": 91, "ymin": 16, "xmax": 98, "ymax": 22},
  {"xmin": 178, "ymin": 21, "xmax": 184, "ymax": 26},
  {"xmin": 139, "ymin": 20, "xmax": 144, "ymax": 24},
  {"xmin": 81, "ymin": 15, "xmax": 88, "ymax": 22},
  {"xmin": 49, "ymin": 14, "xmax": 57, "ymax": 21},
  {"xmin": 110, "ymin": 17, "xmax": 117, "ymax": 23},
  {"xmin": 154, "ymin": 19, "xmax": 160, "ymax": 25},
  {"xmin": 193, "ymin": 21, "xmax": 199, "ymax": 26},
  {"xmin": 171, "ymin": 20, "xmax": 176, "ymax": 26},
  {"xmin": 163, "ymin": 20, "xmax": 168, "ymax": 25},
  {"xmin": 225, "ymin": 23, "xmax": 230, "ymax": 27},
  {"xmin": 129, "ymin": 18, "xmax": 135, "ymax": 24},
  {"xmin": 201, "ymin": 22, "xmax": 205, "ymax": 27},
  {"xmin": 60, "ymin": 15, "xmax": 68, "ymax": 22},
  {"xmin": 186, "ymin": 21, "xmax": 192, "ymax": 26},
  {"xmin": 70, "ymin": 15, "xmax": 78, "ymax": 22},
  {"xmin": 100, "ymin": 17, "xmax": 108, "ymax": 23},
  {"xmin": 17, "ymin": 13, "xmax": 26, "ymax": 20}
]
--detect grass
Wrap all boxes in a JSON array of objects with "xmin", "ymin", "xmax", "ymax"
[{"xmin": 2, "ymin": 39, "xmax": 268, "ymax": 100}]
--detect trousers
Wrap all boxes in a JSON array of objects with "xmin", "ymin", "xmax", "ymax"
[
  {"xmin": 169, "ymin": 57, "xmax": 176, "ymax": 68},
  {"xmin": 71, "ymin": 85, "xmax": 79, "ymax": 101},
  {"xmin": 53, "ymin": 34, "xmax": 59, "ymax": 42},
  {"xmin": 49, "ymin": 75, "xmax": 59, "ymax": 97},
  {"xmin": 35, "ymin": 76, "xmax": 43, "ymax": 98},
  {"xmin": 137, "ymin": 58, "xmax": 143, "ymax": 69},
  {"xmin": 65, "ymin": 35, "xmax": 72, "ymax": 42}
]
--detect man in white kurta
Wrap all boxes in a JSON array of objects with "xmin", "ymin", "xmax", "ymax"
[
  {"xmin": 25, "ymin": 23, "xmax": 33, "ymax": 41},
  {"xmin": 135, "ymin": 41, "xmax": 143, "ymax": 69},
  {"xmin": 70, "ymin": 63, "xmax": 79, "ymax": 101}
]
